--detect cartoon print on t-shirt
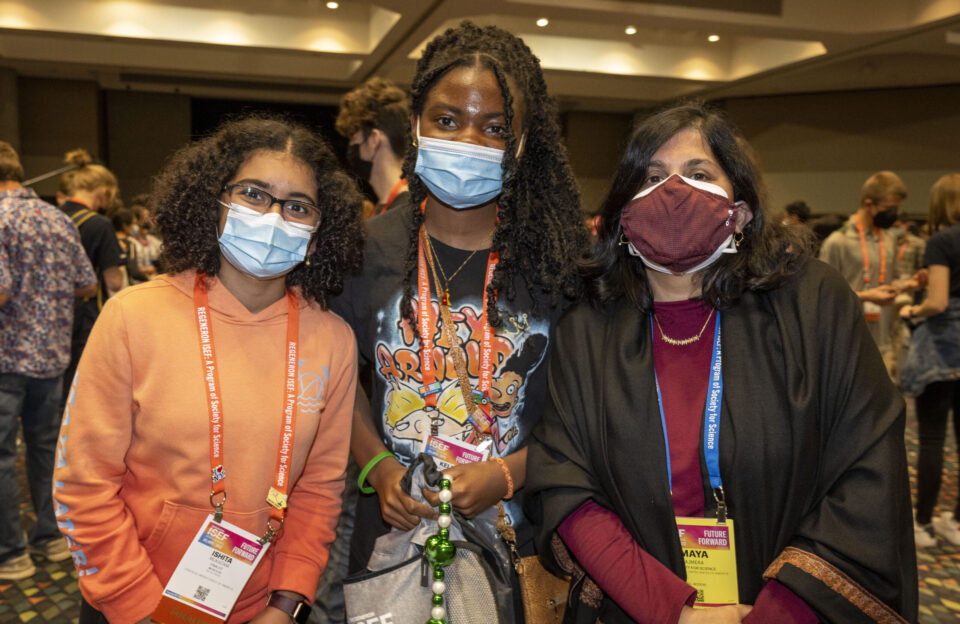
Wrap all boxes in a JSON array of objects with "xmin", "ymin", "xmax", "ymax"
[
  {"xmin": 375, "ymin": 294, "xmax": 549, "ymax": 460},
  {"xmin": 488, "ymin": 333, "xmax": 548, "ymax": 453}
]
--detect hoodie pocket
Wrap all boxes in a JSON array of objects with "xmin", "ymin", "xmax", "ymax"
[{"xmin": 141, "ymin": 500, "xmax": 273, "ymax": 609}]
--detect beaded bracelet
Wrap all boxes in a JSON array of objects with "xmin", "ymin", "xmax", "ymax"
[{"xmin": 490, "ymin": 456, "xmax": 514, "ymax": 499}]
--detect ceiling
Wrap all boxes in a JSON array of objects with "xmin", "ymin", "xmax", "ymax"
[{"xmin": 1, "ymin": 0, "xmax": 960, "ymax": 112}]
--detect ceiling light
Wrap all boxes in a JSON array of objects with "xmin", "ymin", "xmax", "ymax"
[
  {"xmin": 708, "ymin": 34, "xmax": 720, "ymax": 42},
  {"xmin": 326, "ymin": 1, "xmax": 339, "ymax": 8},
  {"xmin": 536, "ymin": 18, "xmax": 549, "ymax": 28},
  {"xmin": 625, "ymin": 26, "xmax": 637, "ymax": 35}
]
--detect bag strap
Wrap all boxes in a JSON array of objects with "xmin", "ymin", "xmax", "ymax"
[
  {"xmin": 497, "ymin": 502, "xmax": 524, "ymax": 574},
  {"xmin": 69, "ymin": 209, "xmax": 106, "ymax": 308},
  {"xmin": 71, "ymin": 208, "xmax": 96, "ymax": 228}
]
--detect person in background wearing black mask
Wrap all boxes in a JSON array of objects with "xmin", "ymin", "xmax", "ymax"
[
  {"xmin": 820, "ymin": 171, "xmax": 916, "ymax": 377},
  {"xmin": 335, "ymin": 77, "xmax": 412, "ymax": 219},
  {"xmin": 315, "ymin": 76, "xmax": 412, "ymax": 623}
]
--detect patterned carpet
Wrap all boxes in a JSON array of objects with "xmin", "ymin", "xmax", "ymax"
[
  {"xmin": 2, "ymin": 400, "xmax": 958, "ymax": 623},
  {"xmin": 0, "ymin": 440, "xmax": 79, "ymax": 624},
  {"xmin": 910, "ymin": 399, "xmax": 960, "ymax": 624}
]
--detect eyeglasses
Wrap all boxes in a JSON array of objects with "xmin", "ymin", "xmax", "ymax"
[{"xmin": 222, "ymin": 184, "xmax": 321, "ymax": 226}]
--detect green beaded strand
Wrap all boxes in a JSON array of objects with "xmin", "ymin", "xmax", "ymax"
[{"xmin": 424, "ymin": 477, "xmax": 455, "ymax": 623}]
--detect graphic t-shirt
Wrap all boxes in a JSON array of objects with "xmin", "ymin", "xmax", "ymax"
[{"xmin": 332, "ymin": 201, "xmax": 561, "ymax": 554}]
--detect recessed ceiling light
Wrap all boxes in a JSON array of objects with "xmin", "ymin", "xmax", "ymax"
[
  {"xmin": 708, "ymin": 34, "xmax": 720, "ymax": 42},
  {"xmin": 326, "ymin": 1, "xmax": 339, "ymax": 8},
  {"xmin": 536, "ymin": 18, "xmax": 549, "ymax": 27},
  {"xmin": 625, "ymin": 26, "xmax": 637, "ymax": 35}
]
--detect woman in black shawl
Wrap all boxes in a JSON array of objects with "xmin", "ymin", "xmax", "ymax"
[{"xmin": 525, "ymin": 103, "xmax": 917, "ymax": 624}]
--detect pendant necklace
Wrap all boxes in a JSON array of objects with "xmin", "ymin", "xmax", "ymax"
[
  {"xmin": 653, "ymin": 307, "xmax": 715, "ymax": 346},
  {"xmin": 425, "ymin": 233, "xmax": 480, "ymax": 305}
]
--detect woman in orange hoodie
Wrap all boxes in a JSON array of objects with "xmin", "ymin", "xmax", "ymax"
[{"xmin": 54, "ymin": 116, "xmax": 364, "ymax": 624}]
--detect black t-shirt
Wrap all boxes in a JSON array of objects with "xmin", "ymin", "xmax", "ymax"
[
  {"xmin": 332, "ymin": 199, "xmax": 564, "ymax": 562},
  {"xmin": 60, "ymin": 201, "xmax": 123, "ymax": 325},
  {"xmin": 924, "ymin": 222, "xmax": 960, "ymax": 298}
]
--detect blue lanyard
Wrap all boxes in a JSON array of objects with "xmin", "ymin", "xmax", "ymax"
[{"xmin": 653, "ymin": 312, "xmax": 728, "ymax": 521}]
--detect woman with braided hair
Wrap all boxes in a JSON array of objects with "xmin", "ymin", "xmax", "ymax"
[{"xmin": 332, "ymin": 21, "xmax": 588, "ymax": 577}]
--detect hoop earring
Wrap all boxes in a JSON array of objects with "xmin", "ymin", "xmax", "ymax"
[
  {"xmin": 734, "ymin": 231, "xmax": 744, "ymax": 250},
  {"xmin": 618, "ymin": 233, "xmax": 630, "ymax": 246}
]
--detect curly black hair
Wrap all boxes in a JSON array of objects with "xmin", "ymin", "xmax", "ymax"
[
  {"xmin": 584, "ymin": 102, "xmax": 814, "ymax": 312},
  {"xmin": 152, "ymin": 115, "xmax": 364, "ymax": 308},
  {"xmin": 398, "ymin": 21, "xmax": 588, "ymax": 326}
]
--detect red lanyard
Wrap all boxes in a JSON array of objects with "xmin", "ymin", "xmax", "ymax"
[
  {"xmin": 415, "ymin": 210, "xmax": 499, "ymax": 429},
  {"xmin": 377, "ymin": 179, "xmax": 408, "ymax": 216},
  {"xmin": 854, "ymin": 219, "xmax": 885, "ymax": 284},
  {"xmin": 193, "ymin": 273, "xmax": 299, "ymax": 543}
]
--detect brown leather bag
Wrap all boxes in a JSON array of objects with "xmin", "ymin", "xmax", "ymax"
[{"xmin": 497, "ymin": 504, "xmax": 570, "ymax": 624}]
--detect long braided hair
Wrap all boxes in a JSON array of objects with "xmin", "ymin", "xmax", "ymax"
[{"xmin": 398, "ymin": 21, "xmax": 588, "ymax": 326}]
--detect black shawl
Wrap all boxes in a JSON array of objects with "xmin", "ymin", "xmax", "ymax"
[{"xmin": 525, "ymin": 260, "xmax": 917, "ymax": 623}]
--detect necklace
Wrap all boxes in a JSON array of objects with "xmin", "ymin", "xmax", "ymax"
[
  {"xmin": 423, "ymin": 228, "xmax": 480, "ymax": 305},
  {"xmin": 653, "ymin": 307, "xmax": 715, "ymax": 346}
]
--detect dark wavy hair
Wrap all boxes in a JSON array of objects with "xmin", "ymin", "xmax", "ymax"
[
  {"xmin": 583, "ymin": 102, "xmax": 813, "ymax": 312},
  {"xmin": 152, "ymin": 115, "xmax": 364, "ymax": 308},
  {"xmin": 398, "ymin": 21, "xmax": 588, "ymax": 326}
]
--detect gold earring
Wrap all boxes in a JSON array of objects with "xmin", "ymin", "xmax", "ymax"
[
  {"xmin": 734, "ymin": 231, "xmax": 744, "ymax": 249},
  {"xmin": 618, "ymin": 233, "xmax": 629, "ymax": 246}
]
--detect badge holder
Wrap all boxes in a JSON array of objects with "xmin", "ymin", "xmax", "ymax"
[
  {"xmin": 152, "ymin": 514, "xmax": 271, "ymax": 624},
  {"xmin": 677, "ymin": 504, "xmax": 738, "ymax": 608}
]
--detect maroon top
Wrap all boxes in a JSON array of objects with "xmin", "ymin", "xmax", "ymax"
[
  {"xmin": 557, "ymin": 300, "xmax": 818, "ymax": 623},
  {"xmin": 652, "ymin": 298, "xmax": 714, "ymax": 517}
]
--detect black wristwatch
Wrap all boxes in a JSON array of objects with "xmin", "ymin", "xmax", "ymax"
[{"xmin": 267, "ymin": 592, "xmax": 310, "ymax": 624}]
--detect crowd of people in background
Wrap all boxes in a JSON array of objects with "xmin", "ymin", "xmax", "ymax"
[{"xmin": 2, "ymin": 18, "xmax": 959, "ymax": 624}]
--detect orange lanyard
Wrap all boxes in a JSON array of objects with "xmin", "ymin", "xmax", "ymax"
[
  {"xmin": 854, "ymin": 219, "xmax": 885, "ymax": 284},
  {"xmin": 377, "ymin": 179, "xmax": 408, "ymax": 216},
  {"xmin": 415, "ymin": 205, "xmax": 499, "ymax": 433},
  {"xmin": 897, "ymin": 240, "xmax": 907, "ymax": 263},
  {"xmin": 193, "ymin": 273, "xmax": 299, "ymax": 543}
]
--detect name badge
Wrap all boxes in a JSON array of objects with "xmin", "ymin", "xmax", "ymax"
[
  {"xmin": 421, "ymin": 433, "xmax": 490, "ymax": 470},
  {"xmin": 153, "ymin": 515, "xmax": 269, "ymax": 624},
  {"xmin": 863, "ymin": 301, "xmax": 881, "ymax": 323},
  {"xmin": 677, "ymin": 516, "xmax": 738, "ymax": 608}
]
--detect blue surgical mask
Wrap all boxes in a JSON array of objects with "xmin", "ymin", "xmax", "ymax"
[
  {"xmin": 413, "ymin": 117, "xmax": 507, "ymax": 209},
  {"xmin": 217, "ymin": 202, "xmax": 315, "ymax": 278}
]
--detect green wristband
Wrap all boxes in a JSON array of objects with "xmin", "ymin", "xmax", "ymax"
[{"xmin": 358, "ymin": 451, "xmax": 395, "ymax": 494}]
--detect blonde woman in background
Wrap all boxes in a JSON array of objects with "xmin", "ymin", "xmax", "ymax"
[
  {"xmin": 56, "ymin": 149, "xmax": 124, "ymax": 393},
  {"xmin": 902, "ymin": 174, "xmax": 960, "ymax": 547}
]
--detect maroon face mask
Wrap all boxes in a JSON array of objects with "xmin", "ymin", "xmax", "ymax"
[{"xmin": 620, "ymin": 175, "xmax": 740, "ymax": 274}]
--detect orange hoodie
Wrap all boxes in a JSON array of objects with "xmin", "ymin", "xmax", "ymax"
[{"xmin": 53, "ymin": 270, "xmax": 356, "ymax": 623}]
